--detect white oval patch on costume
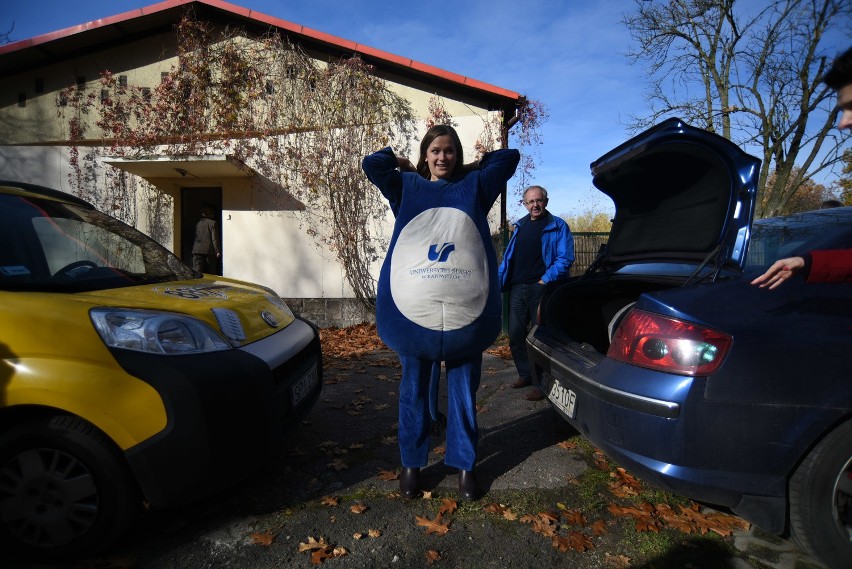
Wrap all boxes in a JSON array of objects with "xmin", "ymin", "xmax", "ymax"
[{"xmin": 391, "ymin": 207, "xmax": 487, "ymax": 331}]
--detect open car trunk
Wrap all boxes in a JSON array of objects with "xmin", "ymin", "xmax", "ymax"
[{"xmin": 540, "ymin": 275, "xmax": 687, "ymax": 355}]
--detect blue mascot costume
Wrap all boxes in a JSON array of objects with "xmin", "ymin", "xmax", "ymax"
[{"xmin": 363, "ymin": 125, "xmax": 519, "ymax": 500}]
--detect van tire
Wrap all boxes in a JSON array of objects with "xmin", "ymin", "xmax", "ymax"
[{"xmin": 0, "ymin": 414, "xmax": 140, "ymax": 560}]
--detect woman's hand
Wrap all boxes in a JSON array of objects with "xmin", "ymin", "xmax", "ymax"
[
  {"xmin": 396, "ymin": 156, "xmax": 416, "ymax": 172},
  {"xmin": 750, "ymin": 256, "xmax": 805, "ymax": 289}
]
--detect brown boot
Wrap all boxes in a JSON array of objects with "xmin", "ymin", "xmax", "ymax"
[
  {"xmin": 511, "ymin": 377, "xmax": 532, "ymax": 389},
  {"xmin": 524, "ymin": 387, "xmax": 545, "ymax": 401}
]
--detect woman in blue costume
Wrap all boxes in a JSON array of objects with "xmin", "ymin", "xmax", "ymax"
[{"xmin": 362, "ymin": 125, "xmax": 519, "ymax": 500}]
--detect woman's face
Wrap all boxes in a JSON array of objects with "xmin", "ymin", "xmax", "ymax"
[{"xmin": 425, "ymin": 135, "xmax": 458, "ymax": 180}]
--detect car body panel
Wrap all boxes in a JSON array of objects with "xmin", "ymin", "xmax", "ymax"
[
  {"xmin": 527, "ymin": 120, "xmax": 851, "ymax": 544},
  {"xmin": 0, "ymin": 181, "xmax": 323, "ymax": 514}
]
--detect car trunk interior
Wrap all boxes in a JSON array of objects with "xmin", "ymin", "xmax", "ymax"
[{"xmin": 541, "ymin": 277, "xmax": 679, "ymax": 354}]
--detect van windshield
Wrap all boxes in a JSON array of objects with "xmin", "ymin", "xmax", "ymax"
[{"xmin": 0, "ymin": 193, "xmax": 197, "ymax": 292}]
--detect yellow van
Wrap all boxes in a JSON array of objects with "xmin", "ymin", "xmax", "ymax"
[{"xmin": 0, "ymin": 182, "xmax": 322, "ymax": 558}]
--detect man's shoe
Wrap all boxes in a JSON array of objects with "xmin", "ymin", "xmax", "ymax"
[
  {"xmin": 524, "ymin": 387, "xmax": 545, "ymax": 401},
  {"xmin": 511, "ymin": 377, "xmax": 532, "ymax": 389},
  {"xmin": 399, "ymin": 467, "xmax": 420, "ymax": 499},
  {"xmin": 458, "ymin": 470, "xmax": 480, "ymax": 501}
]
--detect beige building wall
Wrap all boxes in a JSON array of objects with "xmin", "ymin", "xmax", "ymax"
[{"xmin": 0, "ymin": 28, "xmax": 510, "ymax": 324}]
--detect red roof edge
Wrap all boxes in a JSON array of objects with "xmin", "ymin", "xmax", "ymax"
[{"xmin": 0, "ymin": 0, "xmax": 521, "ymax": 102}]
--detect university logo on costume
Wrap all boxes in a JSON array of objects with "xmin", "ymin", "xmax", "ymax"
[
  {"xmin": 428, "ymin": 242, "xmax": 455, "ymax": 262},
  {"xmin": 390, "ymin": 207, "xmax": 488, "ymax": 331}
]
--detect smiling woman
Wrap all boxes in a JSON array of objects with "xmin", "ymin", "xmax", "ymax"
[{"xmin": 363, "ymin": 124, "xmax": 520, "ymax": 503}]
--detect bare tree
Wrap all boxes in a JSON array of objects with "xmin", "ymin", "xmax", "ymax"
[{"xmin": 623, "ymin": 0, "xmax": 851, "ymax": 218}]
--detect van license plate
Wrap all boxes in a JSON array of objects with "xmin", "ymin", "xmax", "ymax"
[
  {"xmin": 547, "ymin": 381, "xmax": 577, "ymax": 419},
  {"xmin": 291, "ymin": 365, "xmax": 319, "ymax": 407}
]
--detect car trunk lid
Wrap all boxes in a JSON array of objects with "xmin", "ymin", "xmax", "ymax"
[{"xmin": 590, "ymin": 118, "xmax": 761, "ymax": 273}]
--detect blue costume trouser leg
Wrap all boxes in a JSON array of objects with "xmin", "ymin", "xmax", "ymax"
[
  {"xmin": 443, "ymin": 354, "xmax": 482, "ymax": 471},
  {"xmin": 398, "ymin": 354, "xmax": 482, "ymax": 470},
  {"xmin": 508, "ymin": 283, "xmax": 546, "ymax": 380},
  {"xmin": 398, "ymin": 355, "xmax": 433, "ymax": 468}
]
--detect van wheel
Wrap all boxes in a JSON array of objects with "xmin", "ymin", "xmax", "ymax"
[
  {"xmin": 0, "ymin": 415, "xmax": 140, "ymax": 560},
  {"xmin": 789, "ymin": 418, "xmax": 852, "ymax": 569}
]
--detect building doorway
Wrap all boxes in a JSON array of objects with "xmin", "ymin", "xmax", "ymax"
[{"xmin": 181, "ymin": 187, "xmax": 223, "ymax": 275}]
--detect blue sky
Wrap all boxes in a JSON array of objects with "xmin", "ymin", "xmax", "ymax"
[{"xmin": 2, "ymin": 0, "xmax": 847, "ymax": 220}]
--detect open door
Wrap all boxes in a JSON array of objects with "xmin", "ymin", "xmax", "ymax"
[{"xmin": 181, "ymin": 187, "xmax": 223, "ymax": 275}]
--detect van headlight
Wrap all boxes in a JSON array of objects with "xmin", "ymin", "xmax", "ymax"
[{"xmin": 91, "ymin": 308, "xmax": 232, "ymax": 354}]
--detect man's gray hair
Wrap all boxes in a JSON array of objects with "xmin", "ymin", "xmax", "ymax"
[{"xmin": 523, "ymin": 185, "xmax": 548, "ymax": 200}]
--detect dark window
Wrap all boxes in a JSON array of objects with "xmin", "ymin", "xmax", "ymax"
[
  {"xmin": 17, "ymin": 93, "xmax": 26, "ymax": 108},
  {"xmin": 142, "ymin": 87, "xmax": 151, "ymax": 101},
  {"xmin": 119, "ymin": 75, "xmax": 128, "ymax": 87},
  {"xmin": 265, "ymin": 80, "xmax": 274, "ymax": 95}
]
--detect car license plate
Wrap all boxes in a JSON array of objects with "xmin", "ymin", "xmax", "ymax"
[
  {"xmin": 547, "ymin": 381, "xmax": 577, "ymax": 419},
  {"xmin": 291, "ymin": 365, "xmax": 319, "ymax": 407}
]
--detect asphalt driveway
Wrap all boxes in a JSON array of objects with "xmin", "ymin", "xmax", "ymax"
[{"xmin": 15, "ymin": 331, "xmax": 828, "ymax": 569}]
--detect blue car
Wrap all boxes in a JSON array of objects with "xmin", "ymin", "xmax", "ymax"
[{"xmin": 526, "ymin": 118, "xmax": 851, "ymax": 569}]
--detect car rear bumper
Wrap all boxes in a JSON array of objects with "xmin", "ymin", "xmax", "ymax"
[
  {"xmin": 116, "ymin": 317, "xmax": 322, "ymax": 508},
  {"xmin": 526, "ymin": 326, "xmax": 788, "ymax": 533}
]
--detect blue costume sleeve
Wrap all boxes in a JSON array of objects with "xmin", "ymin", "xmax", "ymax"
[
  {"xmin": 477, "ymin": 149, "xmax": 521, "ymax": 211},
  {"xmin": 362, "ymin": 147, "xmax": 404, "ymax": 216}
]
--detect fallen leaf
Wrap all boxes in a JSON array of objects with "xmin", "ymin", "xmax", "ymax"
[
  {"xmin": 350, "ymin": 504, "xmax": 368, "ymax": 514},
  {"xmin": 327, "ymin": 459, "xmax": 349, "ymax": 471},
  {"xmin": 485, "ymin": 503, "xmax": 507, "ymax": 515},
  {"xmin": 368, "ymin": 529, "xmax": 382, "ymax": 538},
  {"xmin": 321, "ymin": 496, "xmax": 339, "ymax": 507},
  {"xmin": 561, "ymin": 509, "xmax": 586, "ymax": 526},
  {"xmin": 557, "ymin": 440, "xmax": 578, "ymax": 450},
  {"xmin": 352, "ymin": 532, "xmax": 363, "ymax": 539},
  {"xmin": 425, "ymin": 549, "xmax": 441, "ymax": 565},
  {"xmin": 299, "ymin": 536, "xmax": 329, "ymax": 552},
  {"xmin": 591, "ymin": 519, "xmax": 608, "ymax": 535},
  {"xmin": 438, "ymin": 498, "xmax": 457, "ymax": 517},
  {"xmin": 377, "ymin": 469, "xmax": 399, "ymax": 481},
  {"xmin": 249, "ymin": 531, "xmax": 275, "ymax": 546},
  {"xmin": 604, "ymin": 552, "xmax": 632, "ymax": 567},
  {"xmin": 415, "ymin": 513, "xmax": 451, "ymax": 535},
  {"xmin": 552, "ymin": 530, "xmax": 594, "ymax": 552},
  {"xmin": 311, "ymin": 548, "xmax": 334, "ymax": 564},
  {"xmin": 422, "ymin": 490, "xmax": 433, "ymax": 499}
]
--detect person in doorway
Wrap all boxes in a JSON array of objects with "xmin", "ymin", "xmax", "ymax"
[
  {"xmin": 362, "ymin": 125, "xmax": 519, "ymax": 501},
  {"xmin": 751, "ymin": 46, "xmax": 852, "ymax": 289},
  {"xmin": 192, "ymin": 203, "xmax": 221, "ymax": 274},
  {"xmin": 498, "ymin": 185, "xmax": 574, "ymax": 401}
]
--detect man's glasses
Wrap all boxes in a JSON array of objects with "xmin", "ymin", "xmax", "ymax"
[{"xmin": 524, "ymin": 198, "xmax": 546, "ymax": 205}]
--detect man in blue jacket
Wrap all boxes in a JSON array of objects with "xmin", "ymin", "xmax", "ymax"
[{"xmin": 498, "ymin": 185, "xmax": 574, "ymax": 400}]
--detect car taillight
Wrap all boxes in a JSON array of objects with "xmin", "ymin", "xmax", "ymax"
[{"xmin": 607, "ymin": 309, "xmax": 732, "ymax": 376}]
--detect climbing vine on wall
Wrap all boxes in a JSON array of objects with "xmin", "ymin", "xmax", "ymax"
[{"xmin": 59, "ymin": 10, "xmax": 545, "ymax": 309}]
